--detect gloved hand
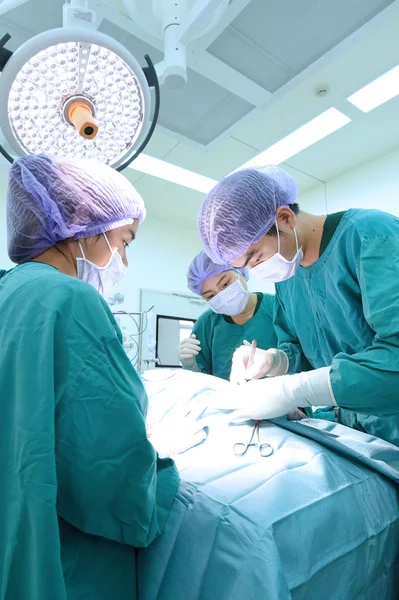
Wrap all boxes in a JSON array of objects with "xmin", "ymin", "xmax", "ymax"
[
  {"xmin": 178, "ymin": 334, "xmax": 201, "ymax": 369},
  {"xmin": 148, "ymin": 396, "xmax": 210, "ymax": 458},
  {"xmin": 213, "ymin": 367, "xmax": 334, "ymax": 422},
  {"xmin": 230, "ymin": 341, "xmax": 289, "ymax": 384}
]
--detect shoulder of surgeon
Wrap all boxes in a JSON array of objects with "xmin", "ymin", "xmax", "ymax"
[
  {"xmin": 10, "ymin": 262, "xmax": 117, "ymax": 332},
  {"xmin": 344, "ymin": 208, "xmax": 399, "ymax": 239},
  {"xmin": 195, "ymin": 307, "xmax": 218, "ymax": 326},
  {"xmin": 258, "ymin": 292, "xmax": 273, "ymax": 312},
  {"xmin": 193, "ymin": 308, "xmax": 222, "ymax": 336}
]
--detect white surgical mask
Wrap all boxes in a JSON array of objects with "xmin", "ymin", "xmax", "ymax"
[
  {"xmin": 251, "ymin": 222, "xmax": 303, "ymax": 283},
  {"xmin": 208, "ymin": 277, "xmax": 249, "ymax": 316},
  {"xmin": 76, "ymin": 233, "xmax": 127, "ymax": 295}
]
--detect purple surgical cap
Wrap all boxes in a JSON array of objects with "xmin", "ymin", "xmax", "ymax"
[
  {"xmin": 187, "ymin": 251, "xmax": 249, "ymax": 295},
  {"xmin": 7, "ymin": 154, "xmax": 146, "ymax": 264},
  {"xmin": 197, "ymin": 165, "xmax": 297, "ymax": 264}
]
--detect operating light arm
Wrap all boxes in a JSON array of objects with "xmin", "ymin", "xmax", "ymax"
[
  {"xmin": 178, "ymin": 0, "xmax": 229, "ymax": 46},
  {"xmin": 123, "ymin": 0, "xmax": 229, "ymax": 89},
  {"xmin": 63, "ymin": 0, "xmax": 97, "ymax": 30}
]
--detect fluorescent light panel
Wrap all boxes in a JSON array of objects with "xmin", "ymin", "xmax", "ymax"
[
  {"xmin": 128, "ymin": 107, "xmax": 352, "ymax": 190},
  {"xmin": 236, "ymin": 108, "xmax": 351, "ymax": 171},
  {"xmin": 129, "ymin": 154, "xmax": 217, "ymax": 193},
  {"xmin": 347, "ymin": 63, "xmax": 399, "ymax": 112}
]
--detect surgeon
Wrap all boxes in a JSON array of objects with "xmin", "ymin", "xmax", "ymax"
[
  {"xmin": 178, "ymin": 251, "xmax": 280, "ymax": 381},
  {"xmin": 198, "ymin": 165, "xmax": 399, "ymax": 446},
  {"xmin": 0, "ymin": 154, "xmax": 185, "ymax": 600}
]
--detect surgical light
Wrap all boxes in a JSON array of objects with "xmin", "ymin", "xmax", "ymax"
[{"xmin": 0, "ymin": 1, "xmax": 160, "ymax": 171}]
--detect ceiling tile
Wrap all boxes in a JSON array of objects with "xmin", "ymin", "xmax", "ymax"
[
  {"xmin": 161, "ymin": 136, "xmax": 258, "ymax": 179},
  {"xmin": 208, "ymin": 0, "xmax": 394, "ymax": 91}
]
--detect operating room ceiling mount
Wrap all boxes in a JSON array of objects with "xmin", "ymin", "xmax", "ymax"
[{"xmin": 122, "ymin": 0, "xmax": 231, "ymax": 89}]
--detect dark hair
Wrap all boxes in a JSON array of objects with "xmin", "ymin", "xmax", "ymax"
[{"xmin": 267, "ymin": 203, "xmax": 300, "ymax": 236}]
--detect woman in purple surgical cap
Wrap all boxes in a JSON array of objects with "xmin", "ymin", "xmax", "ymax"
[{"xmin": 0, "ymin": 154, "xmax": 179, "ymax": 600}]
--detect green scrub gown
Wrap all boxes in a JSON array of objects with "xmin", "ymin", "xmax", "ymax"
[
  {"xmin": 192, "ymin": 293, "xmax": 277, "ymax": 380},
  {"xmin": 274, "ymin": 209, "xmax": 399, "ymax": 446},
  {"xmin": 0, "ymin": 263, "xmax": 179, "ymax": 600}
]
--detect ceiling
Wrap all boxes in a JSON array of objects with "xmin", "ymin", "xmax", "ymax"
[{"xmin": 1, "ymin": 0, "xmax": 399, "ymax": 227}]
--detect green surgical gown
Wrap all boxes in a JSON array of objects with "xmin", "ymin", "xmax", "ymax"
[
  {"xmin": 0, "ymin": 263, "xmax": 179, "ymax": 600},
  {"xmin": 274, "ymin": 209, "xmax": 399, "ymax": 446},
  {"xmin": 193, "ymin": 293, "xmax": 277, "ymax": 380}
]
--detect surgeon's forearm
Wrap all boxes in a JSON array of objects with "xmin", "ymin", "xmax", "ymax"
[
  {"xmin": 330, "ymin": 350, "xmax": 399, "ymax": 416},
  {"xmin": 289, "ymin": 367, "xmax": 336, "ymax": 408},
  {"xmin": 278, "ymin": 342, "xmax": 313, "ymax": 374}
]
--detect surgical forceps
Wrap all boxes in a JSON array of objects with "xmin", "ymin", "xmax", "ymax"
[
  {"xmin": 233, "ymin": 339, "xmax": 273, "ymax": 457},
  {"xmin": 233, "ymin": 421, "xmax": 273, "ymax": 457}
]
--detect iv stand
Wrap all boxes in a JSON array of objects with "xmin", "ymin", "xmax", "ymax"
[{"xmin": 112, "ymin": 310, "xmax": 145, "ymax": 372}]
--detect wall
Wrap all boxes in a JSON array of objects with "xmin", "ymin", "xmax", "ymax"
[
  {"xmin": 297, "ymin": 148, "xmax": 399, "ymax": 215},
  {"xmin": 114, "ymin": 216, "xmax": 202, "ymax": 312}
]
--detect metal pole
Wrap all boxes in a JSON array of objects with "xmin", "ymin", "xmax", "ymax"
[{"xmin": 137, "ymin": 312, "xmax": 143, "ymax": 372}]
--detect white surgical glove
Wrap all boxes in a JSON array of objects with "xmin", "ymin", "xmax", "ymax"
[
  {"xmin": 230, "ymin": 341, "xmax": 289, "ymax": 385},
  {"xmin": 148, "ymin": 396, "xmax": 209, "ymax": 458},
  {"xmin": 214, "ymin": 367, "xmax": 335, "ymax": 422},
  {"xmin": 178, "ymin": 334, "xmax": 201, "ymax": 369}
]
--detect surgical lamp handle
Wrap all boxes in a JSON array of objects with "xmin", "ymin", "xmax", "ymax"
[
  {"xmin": 116, "ymin": 54, "xmax": 160, "ymax": 172},
  {"xmin": 0, "ymin": 33, "xmax": 12, "ymax": 71},
  {"xmin": 0, "ymin": 33, "xmax": 15, "ymax": 163}
]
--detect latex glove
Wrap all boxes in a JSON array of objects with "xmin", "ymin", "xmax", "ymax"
[
  {"xmin": 178, "ymin": 334, "xmax": 201, "ymax": 369},
  {"xmin": 148, "ymin": 396, "xmax": 210, "ymax": 458},
  {"xmin": 287, "ymin": 408, "xmax": 308, "ymax": 421},
  {"xmin": 213, "ymin": 367, "xmax": 334, "ymax": 422},
  {"xmin": 230, "ymin": 341, "xmax": 289, "ymax": 385}
]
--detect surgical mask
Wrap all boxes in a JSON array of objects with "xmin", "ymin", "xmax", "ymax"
[
  {"xmin": 76, "ymin": 233, "xmax": 127, "ymax": 295},
  {"xmin": 208, "ymin": 277, "xmax": 249, "ymax": 316},
  {"xmin": 251, "ymin": 222, "xmax": 303, "ymax": 283}
]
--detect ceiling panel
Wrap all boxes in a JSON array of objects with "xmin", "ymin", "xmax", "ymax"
[
  {"xmin": 141, "ymin": 128, "xmax": 180, "ymax": 158},
  {"xmin": 230, "ymin": 9, "xmax": 399, "ymax": 152},
  {"xmin": 208, "ymin": 0, "xmax": 394, "ymax": 91},
  {"xmin": 161, "ymin": 136, "xmax": 258, "ymax": 180},
  {"xmin": 99, "ymin": 20, "xmax": 254, "ymax": 145},
  {"xmin": 0, "ymin": 0, "xmax": 64, "ymax": 37},
  {"xmin": 285, "ymin": 95, "xmax": 399, "ymax": 182},
  {"xmin": 207, "ymin": 26, "xmax": 292, "ymax": 93},
  {"xmin": 280, "ymin": 164, "xmax": 323, "ymax": 195},
  {"xmin": 98, "ymin": 19, "xmax": 162, "ymax": 63},
  {"xmin": 133, "ymin": 175, "xmax": 205, "ymax": 227},
  {"xmin": 157, "ymin": 68, "xmax": 254, "ymax": 145},
  {"xmin": 0, "ymin": 0, "xmax": 398, "ymax": 211}
]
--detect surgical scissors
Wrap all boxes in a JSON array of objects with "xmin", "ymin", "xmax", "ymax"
[{"xmin": 233, "ymin": 421, "xmax": 273, "ymax": 457}]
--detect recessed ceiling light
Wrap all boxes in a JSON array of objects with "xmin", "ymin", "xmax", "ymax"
[
  {"xmin": 347, "ymin": 63, "xmax": 399, "ymax": 112},
  {"xmin": 234, "ymin": 108, "xmax": 351, "ymax": 171},
  {"xmin": 129, "ymin": 154, "xmax": 218, "ymax": 193}
]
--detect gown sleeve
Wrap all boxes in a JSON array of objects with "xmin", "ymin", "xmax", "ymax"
[
  {"xmin": 192, "ymin": 311, "xmax": 213, "ymax": 375},
  {"xmin": 54, "ymin": 283, "xmax": 179, "ymax": 548},
  {"xmin": 330, "ymin": 231, "xmax": 399, "ymax": 416},
  {"xmin": 273, "ymin": 290, "xmax": 313, "ymax": 374}
]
